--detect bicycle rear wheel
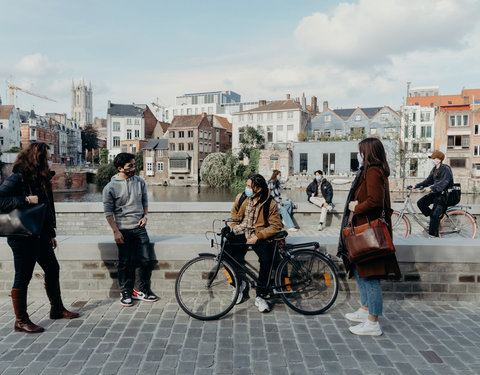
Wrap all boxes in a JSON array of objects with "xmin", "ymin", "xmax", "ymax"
[
  {"xmin": 275, "ymin": 250, "xmax": 338, "ymax": 315},
  {"xmin": 439, "ymin": 210, "xmax": 477, "ymax": 239},
  {"xmin": 392, "ymin": 211, "xmax": 410, "ymax": 238},
  {"xmin": 175, "ymin": 255, "xmax": 239, "ymax": 320}
]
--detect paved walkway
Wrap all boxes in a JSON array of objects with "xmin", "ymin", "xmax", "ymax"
[{"xmin": 0, "ymin": 296, "xmax": 478, "ymax": 375}]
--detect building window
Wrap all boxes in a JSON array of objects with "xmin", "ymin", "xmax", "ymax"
[
  {"xmin": 277, "ymin": 112, "xmax": 283, "ymax": 120},
  {"xmin": 187, "ymin": 108, "xmax": 192, "ymax": 115},
  {"xmin": 122, "ymin": 144, "xmax": 127, "ymax": 152},
  {"xmin": 135, "ymin": 119, "xmax": 140, "ymax": 125},
  {"xmin": 0, "ymin": 137, "xmax": 3, "ymax": 146},
  {"xmin": 267, "ymin": 126, "xmax": 273, "ymax": 142},
  {"xmin": 179, "ymin": 143, "xmax": 185, "ymax": 151},
  {"xmin": 324, "ymin": 115, "xmax": 331, "ymax": 122},
  {"xmin": 131, "ymin": 145, "xmax": 136, "ymax": 153},
  {"xmin": 287, "ymin": 125, "xmax": 294, "ymax": 140},
  {"xmin": 412, "ymin": 143, "xmax": 419, "ymax": 153},
  {"xmin": 384, "ymin": 127, "xmax": 396, "ymax": 138},
  {"xmin": 248, "ymin": 114, "xmax": 253, "ymax": 120},
  {"xmin": 188, "ymin": 130, "xmax": 194, "ymax": 137},
  {"xmin": 355, "ymin": 114, "xmax": 361, "ymax": 121},
  {"xmin": 299, "ymin": 153, "xmax": 308, "ymax": 172},
  {"xmin": 412, "ymin": 112, "xmax": 416, "ymax": 121},
  {"xmin": 450, "ymin": 115, "xmax": 468, "ymax": 127},
  {"xmin": 113, "ymin": 122, "xmax": 120, "ymax": 131},
  {"xmin": 170, "ymin": 159, "xmax": 187, "ymax": 169},
  {"xmin": 188, "ymin": 143, "xmax": 193, "ymax": 151},
  {"xmin": 239, "ymin": 115, "xmax": 244, "ymax": 122},
  {"xmin": 447, "ymin": 135, "xmax": 469, "ymax": 149},
  {"xmin": 420, "ymin": 112, "xmax": 431, "ymax": 122},
  {"xmin": 199, "ymin": 130, "xmax": 203, "ymax": 138},
  {"xmin": 474, "ymin": 145, "xmax": 480, "ymax": 156},
  {"xmin": 157, "ymin": 162, "xmax": 163, "ymax": 171},
  {"xmin": 170, "ymin": 131, "xmax": 175, "ymax": 138},
  {"xmin": 287, "ymin": 112, "xmax": 294, "ymax": 119},
  {"xmin": 179, "ymin": 131, "xmax": 184, "ymax": 138},
  {"xmin": 208, "ymin": 107, "xmax": 213, "ymax": 114},
  {"xmin": 113, "ymin": 137, "xmax": 120, "ymax": 147},
  {"xmin": 277, "ymin": 125, "xmax": 284, "ymax": 142},
  {"xmin": 270, "ymin": 156, "xmax": 279, "ymax": 170},
  {"xmin": 475, "ymin": 124, "xmax": 479, "ymax": 135},
  {"xmin": 409, "ymin": 159, "xmax": 418, "ymax": 177},
  {"xmin": 135, "ymin": 130, "xmax": 139, "ymax": 138},
  {"xmin": 257, "ymin": 113, "xmax": 263, "ymax": 121},
  {"xmin": 127, "ymin": 129, "xmax": 132, "ymax": 140},
  {"xmin": 420, "ymin": 126, "xmax": 432, "ymax": 138},
  {"xmin": 412, "ymin": 125, "xmax": 416, "ymax": 138},
  {"xmin": 157, "ymin": 150, "xmax": 163, "ymax": 157},
  {"xmin": 146, "ymin": 162, "xmax": 153, "ymax": 172},
  {"xmin": 370, "ymin": 128, "xmax": 377, "ymax": 135},
  {"xmin": 381, "ymin": 113, "xmax": 389, "ymax": 121},
  {"xmin": 199, "ymin": 142, "xmax": 203, "ymax": 152},
  {"xmin": 450, "ymin": 158, "xmax": 466, "ymax": 168},
  {"xmin": 267, "ymin": 113, "xmax": 273, "ymax": 120},
  {"xmin": 127, "ymin": 118, "xmax": 132, "ymax": 125},
  {"xmin": 170, "ymin": 143, "xmax": 175, "ymax": 151}
]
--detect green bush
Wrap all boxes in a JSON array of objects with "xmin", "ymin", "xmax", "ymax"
[
  {"xmin": 231, "ymin": 149, "xmax": 260, "ymax": 193},
  {"xmin": 95, "ymin": 162, "xmax": 117, "ymax": 190},
  {"xmin": 200, "ymin": 152, "xmax": 238, "ymax": 188}
]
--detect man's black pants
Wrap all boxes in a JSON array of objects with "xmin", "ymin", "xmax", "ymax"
[{"xmin": 417, "ymin": 192, "xmax": 446, "ymax": 237}]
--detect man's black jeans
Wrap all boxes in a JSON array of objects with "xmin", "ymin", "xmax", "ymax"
[
  {"xmin": 8, "ymin": 235, "xmax": 60, "ymax": 290},
  {"xmin": 417, "ymin": 192, "xmax": 447, "ymax": 237},
  {"xmin": 224, "ymin": 233, "xmax": 279, "ymax": 297},
  {"xmin": 117, "ymin": 226, "xmax": 155, "ymax": 293}
]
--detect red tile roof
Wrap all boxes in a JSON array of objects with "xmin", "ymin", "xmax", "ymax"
[
  {"xmin": 213, "ymin": 115, "xmax": 232, "ymax": 132},
  {"xmin": 170, "ymin": 114, "xmax": 207, "ymax": 128},
  {"xmin": 0, "ymin": 105, "xmax": 14, "ymax": 120}
]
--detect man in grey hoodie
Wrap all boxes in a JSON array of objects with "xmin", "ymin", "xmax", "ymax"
[{"xmin": 103, "ymin": 153, "xmax": 158, "ymax": 307}]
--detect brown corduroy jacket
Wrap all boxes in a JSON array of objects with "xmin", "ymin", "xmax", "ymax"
[
  {"xmin": 351, "ymin": 166, "xmax": 401, "ymax": 279},
  {"xmin": 230, "ymin": 192, "xmax": 283, "ymax": 240}
]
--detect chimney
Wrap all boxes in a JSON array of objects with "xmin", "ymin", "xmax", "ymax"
[
  {"xmin": 323, "ymin": 101, "xmax": 329, "ymax": 111},
  {"xmin": 311, "ymin": 96, "xmax": 318, "ymax": 113},
  {"xmin": 296, "ymin": 97, "xmax": 300, "ymax": 103},
  {"xmin": 286, "ymin": 93, "xmax": 291, "ymax": 100},
  {"xmin": 108, "ymin": 100, "xmax": 111, "ymax": 109},
  {"xmin": 302, "ymin": 93, "xmax": 306, "ymax": 110},
  {"xmin": 258, "ymin": 100, "xmax": 267, "ymax": 106}
]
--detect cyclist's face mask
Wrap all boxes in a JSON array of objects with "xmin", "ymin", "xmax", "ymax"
[
  {"xmin": 245, "ymin": 180, "xmax": 259, "ymax": 198},
  {"xmin": 432, "ymin": 158, "xmax": 441, "ymax": 166},
  {"xmin": 120, "ymin": 161, "xmax": 136, "ymax": 178},
  {"xmin": 315, "ymin": 174, "xmax": 322, "ymax": 181}
]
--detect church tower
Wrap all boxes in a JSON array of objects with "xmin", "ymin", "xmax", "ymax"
[{"xmin": 71, "ymin": 79, "xmax": 93, "ymax": 127}]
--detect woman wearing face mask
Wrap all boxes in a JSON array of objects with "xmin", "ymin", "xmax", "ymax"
[
  {"xmin": 337, "ymin": 138, "xmax": 401, "ymax": 336},
  {"xmin": 306, "ymin": 170, "xmax": 333, "ymax": 231},
  {"xmin": 227, "ymin": 174, "xmax": 283, "ymax": 312},
  {"xmin": 412, "ymin": 150, "xmax": 453, "ymax": 237},
  {"xmin": 268, "ymin": 169, "xmax": 298, "ymax": 232},
  {"xmin": 0, "ymin": 142, "xmax": 79, "ymax": 333}
]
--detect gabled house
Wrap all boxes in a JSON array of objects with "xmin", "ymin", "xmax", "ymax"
[
  {"xmin": 0, "ymin": 105, "xmax": 20, "ymax": 151},
  {"xmin": 143, "ymin": 139, "xmax": 169, "ymax": 184}
]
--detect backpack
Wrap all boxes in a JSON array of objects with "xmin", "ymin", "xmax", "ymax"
[
  {"xmin": 446, "ymin": 183, "xmax": 461, "ymax": 207},
  {"xmin": 235, "ymin": 192, "xmax": 273, "ymax": 226}
]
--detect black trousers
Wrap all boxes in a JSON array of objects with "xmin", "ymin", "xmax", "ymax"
[
  {"xmin": 8, "ymin": 235, "xmax": 60, "ymax": 290},
  {"xmin": 224, "ymin": 233, "xmax": 279, "ymax": 297},
  {"xmin": 417, "ymin": 192, "xmax": 446, "ymax": 236},
  {"xmin": 116, "ymin": 226, "xmax": 156, "ymax": 293}
]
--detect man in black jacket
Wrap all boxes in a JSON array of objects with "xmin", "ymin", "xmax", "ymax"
[
  {"xmin": 306, "ymin": 170, "xmax": 333, "ymax": 231},
  {"xmin": 413, "ymin": 150, "xmax": 453, "ymax": 237}
]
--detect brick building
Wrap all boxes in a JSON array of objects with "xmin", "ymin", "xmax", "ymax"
[{"xmin": 143, "ymin": 139, "xmax": 169, "ymax": 184}]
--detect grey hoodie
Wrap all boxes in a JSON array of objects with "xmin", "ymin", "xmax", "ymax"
[{"xmin": 103, "ymin": 174, "xmax": 148, "ymax": 230}]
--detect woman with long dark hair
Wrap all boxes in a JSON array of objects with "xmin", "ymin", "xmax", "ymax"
[
  {"xmin": 337, "ymin": 138, "xmax": 401, "ymax": 336},
  {"xmin": 0, "ymin": 142, "xmax": 79, "ymax": 333}
]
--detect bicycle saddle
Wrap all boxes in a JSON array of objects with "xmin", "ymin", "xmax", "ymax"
[{"xmin": 269, "ymin": 230, "xmax": 288, "ymax": 240}]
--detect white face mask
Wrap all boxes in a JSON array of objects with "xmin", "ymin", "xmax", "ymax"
[
  {"xmin": 48, "ymin": 160, "xmax": 53, "ymax": 169},
  {"xmin": 357, "ymin": 153, "xmax": 364, "ymax": 167},
  {"xmin": 432, "ymin": 159, "xmax": 441, "ymax": 166}
]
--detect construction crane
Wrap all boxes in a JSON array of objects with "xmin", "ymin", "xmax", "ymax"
[{"xmin": 7, "ymin": 82, "xmax": 57, "ymax": 106}]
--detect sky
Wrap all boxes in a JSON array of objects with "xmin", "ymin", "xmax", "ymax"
[{"xmin": 1, "ymin": 0, "xmax": 480, "ymax": 119}]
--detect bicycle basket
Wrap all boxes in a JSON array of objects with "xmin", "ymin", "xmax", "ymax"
[{"xmin": 446, "ymin": 183, "xmax": 461, "ymax": 207}]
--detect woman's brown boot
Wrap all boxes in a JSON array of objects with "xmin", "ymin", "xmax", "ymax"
[
  {"xmin": 11, "ymin": 289, "xmax": 44, "ymax": 333},
  {"xmin": 44, "ymin": 282, "xmax": 80, "ymax": 319}
]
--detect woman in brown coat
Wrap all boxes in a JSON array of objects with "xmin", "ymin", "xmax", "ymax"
[{"xmin": 337, "ymin": 138, "xmax": 401, "ymax": 336}]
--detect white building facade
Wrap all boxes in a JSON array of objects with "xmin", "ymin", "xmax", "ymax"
[
  {"xmin": 400, "ymin": 105, "xmax": 435, "ymax": 178},
  {"xmin": 0, "ymin": 105, "xmax": 21, "ymax": 151},
  {"xmin": 106, "ymin": 102, "xmax": 146, "ymax": 159},
  {"xmin": 231, "ymin": 100, "xmax": 310, "ymax": 151},
  {"xmin": 71, "ymin": 80, "xmax": 93, "ymax": 127}
]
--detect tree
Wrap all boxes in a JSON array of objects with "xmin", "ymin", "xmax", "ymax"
[
  {"xmin": 100, "ymin": 148, "xmax": 109, "ymax": 164},
  {"xmin": 231, "ymin": 149, "xmax": 260, "ymax": 192},
  {"xmin": 200, "ymin": 152, "xmax": 239, "ymax": 188},
  {"xmin": 6, "ymin": 146, "xmax": 21, "ymax": 153},
  {"xmin": 238, "ymin": 126, "xmax": 265, "ymax": 160},
  {"xmin": 81, "ymin": 125, "xmax": 98, "ymax": 153},
  {"xmin": 95, "ymin": 162, "xmax": 117, "ymax": 189},
  {"xmin": 134, "ymin": 151, "xmax": 143, "ymax": 174}
]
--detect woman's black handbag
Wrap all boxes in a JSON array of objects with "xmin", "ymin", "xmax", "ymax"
[
  {"xmin": 0, "ymin": 203, "xmax": 47, "ymax": 237},
  {"xmin": 446, "ymin": 183, "xmax": 461, "ymax": 207}
]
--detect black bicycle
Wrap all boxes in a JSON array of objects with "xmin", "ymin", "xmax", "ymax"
[{"xmin": 175, "ymin": 219, "xmax": 339, "ymax": 320}]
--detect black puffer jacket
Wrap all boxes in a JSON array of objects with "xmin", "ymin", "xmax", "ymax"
[
  {"xmin": 414, "ymin": 164, "xmax": 453, "ymax": 194},
  {"xmin": 306, "ymin": 178, "xmax": 333, "ymax": 204},
  {"xmin": 0, "ymin": 172, "xmax": 56, "ymax": 238}
]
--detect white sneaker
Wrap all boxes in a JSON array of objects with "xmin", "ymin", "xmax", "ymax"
[
  {"xmin": 255, "ymin": 296, "xmax": 271, "ymax": 313},
  {"xmin": 349, "ymin": 320, "xmax": 383, "ymax": 336},
  {"xmin": 288, "ymin": 227, "xmax": 298, "ymax": 232},
  {"xmin": 232, "ymin": 280, "xmax": 247, "ymax": 305},
  {"xmin": 317, "ymin": 223, "xmax": 323, "ymax": 231},
  {"xmin": 345, "ymin": 307, "xmax": 369, "ymax": 322}
]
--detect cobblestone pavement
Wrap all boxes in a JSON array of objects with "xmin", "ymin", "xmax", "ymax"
[{"xmin": 0, "ymin": 296, "xmax": 479, "ymax": 375}]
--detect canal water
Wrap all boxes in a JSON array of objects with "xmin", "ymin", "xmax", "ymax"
[{"xmin": 54, "ymin": 184, "xmax": 480, "ymax": 205}]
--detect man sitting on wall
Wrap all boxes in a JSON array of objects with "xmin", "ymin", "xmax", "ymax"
[{"xmin": 306, "ymin": 170, "xmax": 334, "ymax": 231}]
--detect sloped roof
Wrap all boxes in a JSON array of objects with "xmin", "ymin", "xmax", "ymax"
[
  {"xmin": 169, "ymin": 151, "xmax": 192, "ymax": 160},
  {"xmin": 239, "ymin": 100, "xmax": 303, "ymax": 113},
  {"xmin": 157, "ymin": 121, "xmax": 170, "ymax": 133},
  {"xmin": 107, "ymin": 103, "xmax": 145, "ymax": 117},
  {"xmin": 332, "ymin": 107, "xmax": 383, "ymax": 120},
  {"xmin": 0, "ymin": 105, "xmax": 14, "ymax": 120},
  {"xmin": 143, "ymin": 139, "xmax": 168, "ymax": 150},
  {"xmin": 170, "ymin": 114, "xmax": 206, "ymax": 128},
  {"xmin": 214, "ymin": 115, "xmax": 232, "ymax": 132}
]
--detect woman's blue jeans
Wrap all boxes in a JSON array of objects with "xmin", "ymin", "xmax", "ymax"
[
  {"xmin": 354, "ymin": 268, "xmax": 383, "ymax": 316},
  {"xmin": 278, "ymin": 199, "xmax": 295, "ymax": 229}
]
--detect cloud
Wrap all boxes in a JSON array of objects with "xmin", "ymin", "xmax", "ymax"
[
  {"xmin": 295, "ymin": 0, "xmax": 480, "ymax": 68},
  {"xmin": 14, "ymin": 53, "xmax": 67, "ymax": 77}
]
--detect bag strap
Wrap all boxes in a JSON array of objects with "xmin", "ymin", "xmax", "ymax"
[{"xmin": 348, "ymin": 172, "xmax": 387, "ymax": 225}]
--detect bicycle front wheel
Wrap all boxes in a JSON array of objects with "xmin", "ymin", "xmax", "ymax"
[
  {"xmin": 439, "ymin": 210, "xmax": 477, "ymax": 239},
  {"xmin": 275, "ymin": 250, "xmax": 338, "ymax": 315},
  {"xmin": 392, "ymin": 211, "xmax": 410, "ymax": 238},
  {"xmin": 175, "ymin": 255, "xmax": 239, "ymax": 320}
]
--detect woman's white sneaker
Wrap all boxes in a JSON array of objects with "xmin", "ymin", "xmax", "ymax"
[
  {"xmin": 349, "ymin": 320, "xmax": 382, "ymax": 336},
  {"xmin": 345, "ymin": 307, "xmax": 369, "ymax": 322},
  {"xmin": 255, "ymin": 296, "xmax": 272, "ymax": 313}
]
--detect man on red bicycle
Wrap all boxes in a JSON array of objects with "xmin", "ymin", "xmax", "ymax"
[
  {"xmin": 227, "ymin": 174, "xmax": 283, "ymax": 313},
  {"xmin": 411, "ymin": 150, "xmax": 453, "ymax": 237}
]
